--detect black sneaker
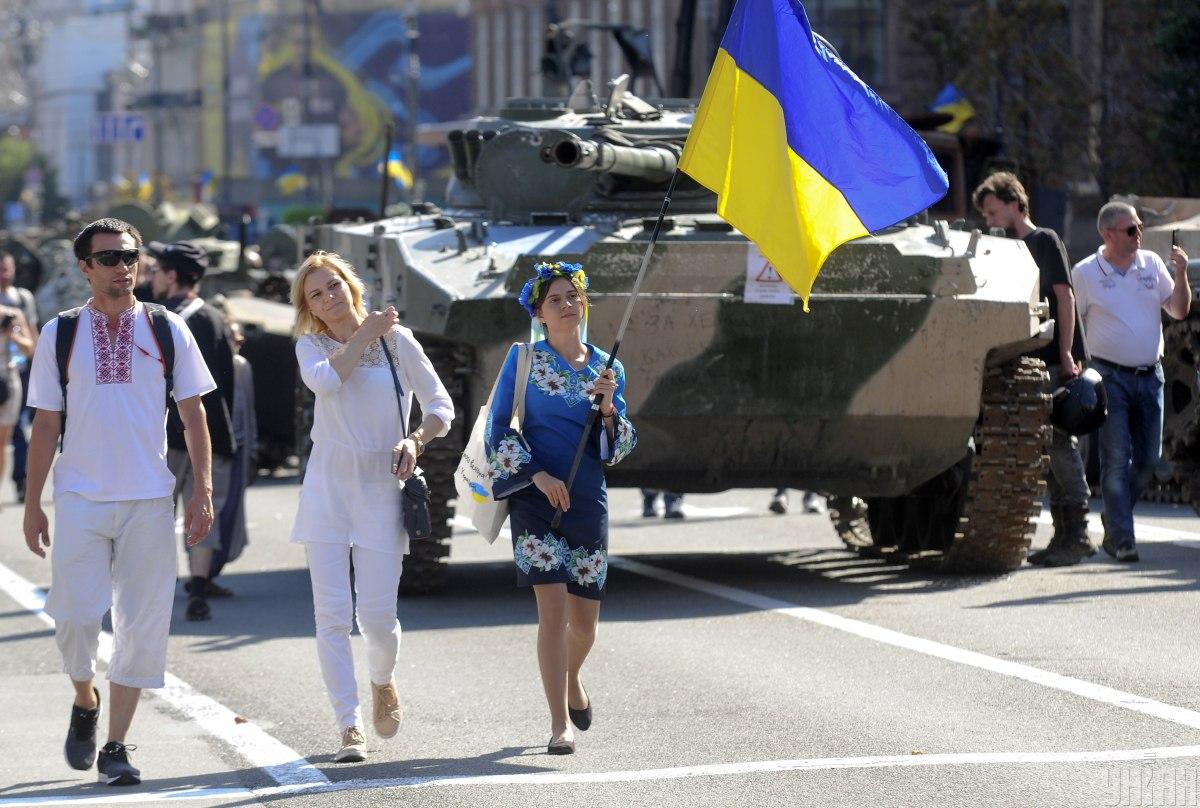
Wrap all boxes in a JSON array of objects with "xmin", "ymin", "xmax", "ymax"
[
  {"xmin": 1115, "ymin": 546, "xmax": 1140, "ymax": 563},
  {"xmin": 64, "ymin": 688, "xmax": 101, "ymax": 770},
  {"xmin": 97, "ymin": 741, "xmax": 141, "ymax": 786},
  {"xmin": 186, "ymin": 594, "xmax": 211, "ymax": 622}
]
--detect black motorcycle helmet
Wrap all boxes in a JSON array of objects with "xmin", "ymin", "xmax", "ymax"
[{"xmin": 1051, "ymin": 367, "xmax": 1108, "ymax": 435}]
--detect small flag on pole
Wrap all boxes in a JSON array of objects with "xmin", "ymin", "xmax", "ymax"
[
  {"xmin": 379, "ymin": 148, "xmax": 413, "ymax": 190},
  {"xmin": 136, "ymin": 172, "xmax": 154, "ymax": 202},
  {"xmin": 679, "ymin": 0, "xmax": 948, "ymax": 307},
  {"xmin": 276, "ymin": 166, "xmax": 308, "ymax": 196},
  {"xmin": 930, "ymin": 83, "xmax": 976, "ymax": 134}
]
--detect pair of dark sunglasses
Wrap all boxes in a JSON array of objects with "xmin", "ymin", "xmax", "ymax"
[
  {"xmin": 87, "ymin": 249, "xmax": 141, "ymax": 267},
  {"xmin": 1110, "ymin": 224, "xmax": 1143, "ymax": 238}
]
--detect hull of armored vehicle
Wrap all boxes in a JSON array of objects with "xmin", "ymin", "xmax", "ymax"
[{"xmin": 302, "ymin": 213, "xmax": 1052, "ymax": 587}]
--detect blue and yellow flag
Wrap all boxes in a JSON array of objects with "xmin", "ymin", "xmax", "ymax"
[
  {"xmin": 679, "ymin": 0, "xmax": 948, "ymax": 306},
  {"xmin": 931, "ymin": 83, "xmax": 975, "ymax": 134},
  {"xmin": 276, "ymin": 166, "xmax": 308, "ymax": 196},
  {"xmin": 379, "ymin": 149, "xmax": 413, "ymax": 190}
]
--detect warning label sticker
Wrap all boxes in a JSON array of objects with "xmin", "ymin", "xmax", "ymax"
[{"xmin": 744, "ymin": 245, "xmax": 795, "ymax": 305}]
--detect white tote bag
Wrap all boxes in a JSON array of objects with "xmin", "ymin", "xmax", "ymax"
[{"xmin": 454, "ymin": 343, "xmax": 532, "ymax": 543}]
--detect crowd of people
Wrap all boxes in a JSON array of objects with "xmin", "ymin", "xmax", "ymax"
[{"xmin": 8, "ymin": 180, "xmax": 1190, "ymax": 785}]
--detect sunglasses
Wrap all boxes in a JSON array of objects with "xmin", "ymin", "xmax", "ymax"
[
  {"xmin": 87, "ymin": 249, "xmax": 141, "ymax": 267},
  {"xmin": 1108, "ymin": 224, "xmax": 1143, "ymax": 238}
]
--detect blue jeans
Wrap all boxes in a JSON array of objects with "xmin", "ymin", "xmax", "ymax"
[{"xmin": 1094, "ymin": 360, "xmax": 1164, "ymax": 548}]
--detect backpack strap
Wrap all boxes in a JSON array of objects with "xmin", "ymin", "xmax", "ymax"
[
  {"xmin": 144, "ymin": 303, "xmax": 175, "ymax": 406},
  {"xmin": 55, "ymin": 307, "xmax": 83, "ymax": 442}
]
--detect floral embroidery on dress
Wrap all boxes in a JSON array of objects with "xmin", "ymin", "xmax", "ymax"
[
  {"xmin": 608, "ymin": 416, "xmax": 637, "ymax": 466},
  {"xmin": 530, "ymin": 347, "xmax": 605, "ymax": 407},
  {"xmin": 313, "ymin": 332, "xmax": 399, "ymax": 368},
  {"xmin": 487, "ymin": 435, "xmax": 531, "ymax": 482},
  {"xmin": 89, "ymin": 305, "xmax": 135, "ymax": 384},
  {"xmin": 569, "ymin": 547, "xmax": 608, "ymax": 588},
  {"xmin": 514, "ymin": 530, "xmax": 572, "ymax": 574}
]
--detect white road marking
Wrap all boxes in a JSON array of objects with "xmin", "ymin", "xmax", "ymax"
[
  {"xmin": 0, "ymin": 561, "xmax": 328, "ymax": 789},
  {"xmin": 4, "ymin": 745, "xmax": 1200, "ymax": 805},
  {"xmin": 1034, "ymin": 510, "xmax": 1200, "ymax": 550},
  {"xmin": 612, "ymin": 556, "xmax": 1200, "ymax": 731},
  {"xmin": 0, "ymin": 787, "xmax": 252, "ymax": 806}
]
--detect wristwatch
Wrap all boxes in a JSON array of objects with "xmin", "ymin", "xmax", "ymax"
[{"xmin": 410, "ymin": 432, "xmax": 425, "ymax": 457}]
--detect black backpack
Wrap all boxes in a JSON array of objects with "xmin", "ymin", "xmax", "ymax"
[{"xmin": 55, "ymin": 303, "xmax": 175, "ymax": 439}]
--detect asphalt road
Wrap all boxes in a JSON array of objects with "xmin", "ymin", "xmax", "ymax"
[{"xmin": 2, "ymin": 479, "xmax": 1199, "ymax": 808}]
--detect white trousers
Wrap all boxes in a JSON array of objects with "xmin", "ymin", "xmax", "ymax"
[
  {"xmin": 44, "ymin": 493, "xmax": 176, "ymax": 689},
  {"xmin": 305, "ymin": 542, "xmax": 404, "ymax": 731}
]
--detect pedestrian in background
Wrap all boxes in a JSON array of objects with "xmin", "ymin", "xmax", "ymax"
[
  {"xmin": 148, "ymin": 241, "xmax": 238, "ymax": 620},
  {"xmin": 22, "ymin": 218, "xmax": 216, "ymax": 786},
  {"xmin": 212, "ymin": 319, "xmax": 256, "ymax": 582},
  {"xmin": 768, "ymin": 488, "xmax": 825, "ymax": 514},
  {"xmin": 290, "ymin": 251, "xmax": 453, "ymax": 763},
  {"xmin": 1072, "ymin": 201, "xmax": 1190, "ymax": 562},
  {"xmin": 0, "ymin": 249, "xmax": 39, "ymax": 503},
  {"xmin": 973, "ymin": 172, "xmax": 1093, "ymax": 566},
  {"xmin": 641, "ymin": 488, "xmax": 684, "ymax": 519},
  {"xmin": 486, "ymin": 262, "xmax": 637, "ymax": 755}
]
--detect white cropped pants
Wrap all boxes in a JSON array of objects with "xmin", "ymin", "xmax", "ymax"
[
  {"xmin": 44, "ymin": 493, "xmax": 176, "ymax": 689},
  {"xmin": 304, "ymin": 542, "xmax": 403, "ymax": 731}
]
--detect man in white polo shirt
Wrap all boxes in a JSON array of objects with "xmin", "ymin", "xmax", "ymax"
[
  {"xmin": 1072, "ymin": 201, "xmax": 1190, "ymax": 562},
  {"xmin": 21, "ymin": 218, "xmax": 217, "ymax": 786}
]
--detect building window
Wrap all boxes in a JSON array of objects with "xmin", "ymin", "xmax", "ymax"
[{"xmin": 807, "ymin": 0, "xmax": 886, "ymax": 86}]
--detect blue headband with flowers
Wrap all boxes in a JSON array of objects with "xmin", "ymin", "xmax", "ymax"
[{"xmin": 518, "ymin": 261, "xmax": 589, "ymax": 318}]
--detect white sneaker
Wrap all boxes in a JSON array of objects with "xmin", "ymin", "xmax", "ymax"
[{"xmin": 334, "ymin": 726, "xmax": 366, "ymax": 763}]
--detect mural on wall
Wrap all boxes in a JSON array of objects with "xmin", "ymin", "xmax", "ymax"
[{"xmin": 207, "ymin": 9, "xmax": 470, "ymax": 193}]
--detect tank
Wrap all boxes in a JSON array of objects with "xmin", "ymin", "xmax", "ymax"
[
  {"xmin": 1140, "ymin": 218, "xmax": 1200, "ymax": 511},
  {"xmin": 294, "ymin": 84, "xmax": 1053, "ymax": 592}
]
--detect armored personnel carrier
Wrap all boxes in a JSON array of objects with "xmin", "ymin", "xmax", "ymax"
[{"xmin": 293, "ymin": 79, "xmax": 1052, "ymax": 592}]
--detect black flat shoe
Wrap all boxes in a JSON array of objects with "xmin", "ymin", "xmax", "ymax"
[{"xmin": 568, "ymin": 686, "xmax": 592, "ymax": 731}]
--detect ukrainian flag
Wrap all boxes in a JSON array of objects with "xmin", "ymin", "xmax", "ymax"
[
  {"xmin": 680, "ymin": 0, "xmax": 948, "ymax": 306},
  {"xmin": 931, "ymin": 83, "xmax": 975, "ymax": 134},
  {"xmin": 276, "ymin": 166, "xmax": 308, "ymax": 196},
  {"xmin": 379, "ymin": 149, "xmax": 413, "ymax": 190}
]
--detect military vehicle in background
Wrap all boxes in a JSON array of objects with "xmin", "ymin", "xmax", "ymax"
[
  {"xmin": 292, "ymin": 71, "xmax": 1053, "ymax": 593},
  {"xmin": 1138, "ymin": 207, "xmax": 1200, "ymax": 512}
]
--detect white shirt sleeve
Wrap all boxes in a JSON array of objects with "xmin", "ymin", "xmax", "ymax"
[
  {"xmin": 1151, "ymin": 253, "xmax": 1175, "ymax": 306},
  {"xmin": 393, "ymin": 327, "xmax": 454, "ymax": 437},
  {"xmin": 1071, "ymin": 262, "xmax": 1090, "ymax": 327},
  {"xmin": 168, "ymin": 315, "xmax": 217, "ymax": 401},
  {"xmin": 296, "ymin": 335, "xmax": 343, "ymax": 395},
  {"xmin": 26, "ymin": 317, "xmax": 63, "ymax": 411}
]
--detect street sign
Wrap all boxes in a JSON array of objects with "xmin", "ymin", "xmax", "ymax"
[
  {"xmin": 93, "ymin": 113, "xmax": 146, "ymax": 144},
  {"xmin": 276, "ymin": 124, "xmax": 340, "ymax": 158}
]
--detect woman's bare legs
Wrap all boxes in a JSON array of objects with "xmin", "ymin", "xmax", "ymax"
[
  {"xmin": 0, "ymin": 425, "xmax": 12, "ymax": 510},
  {"xmin": 566, "ymin": 594, "xmax": 600, "ymax": 710},
  {"xmin": 532, "ymin": 583, "xmax": 571, "ymax": 741}
]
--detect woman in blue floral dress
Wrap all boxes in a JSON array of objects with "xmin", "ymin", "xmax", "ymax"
[{"xmin": 485, "ymin": 262, "xmax": 636, "ymax": 755}]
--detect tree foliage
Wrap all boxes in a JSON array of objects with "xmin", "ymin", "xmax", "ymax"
[{"xmin": 1153, "ymin": 0, "xmax": 1200, "ymax": 195}]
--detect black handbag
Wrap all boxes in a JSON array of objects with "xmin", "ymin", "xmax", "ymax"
[{"xmin": 379, "ymin": 336, "xmax": 432, "ymax": 541}]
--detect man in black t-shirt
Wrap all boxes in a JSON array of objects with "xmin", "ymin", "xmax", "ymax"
[
  {"xmin": 148, "ymin": 242, "xmax": 237, "ymax": 619},
  {"xmin": 973, "ymin": 172, "xmax": 1094, "ymax": 567}
]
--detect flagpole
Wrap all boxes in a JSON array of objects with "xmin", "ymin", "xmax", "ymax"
[
  {"xmin": 550, "ymin": 167, "xmax": 681, "ymax": 532},
  {"xmin": 378, "ymin": 122, "xmax": 395, "ymax": 220}
]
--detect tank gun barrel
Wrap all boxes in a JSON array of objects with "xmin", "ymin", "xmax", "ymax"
[{"xmin": 547, "ymin": 136, "xmax": 678, "ymax": 181}]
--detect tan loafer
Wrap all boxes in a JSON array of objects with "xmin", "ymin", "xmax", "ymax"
[
  {"xmin": 547, "ymin": 731, "xmax": 575, "ymax": 755},
  {"xmin": 334, "ymin": 726, "xmax": 366, "ymax": 763},
  {"xmin": 371, "ymin": 681, "xmax": 403, "ymax": 739}
]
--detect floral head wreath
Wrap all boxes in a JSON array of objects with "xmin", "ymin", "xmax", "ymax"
[{"xmin": 518, "ymin": 261, "xmax": 588, "ymax": 318}]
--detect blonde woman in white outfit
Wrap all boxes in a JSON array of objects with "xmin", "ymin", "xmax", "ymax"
[{"xmin": 289, "ymin": 251, "xmax": 453, "ymax": 762}]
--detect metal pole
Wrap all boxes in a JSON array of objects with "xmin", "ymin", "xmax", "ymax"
[
  {"xmin": 549, "ymin": 168, "xmax": 680, "ymax": 531},
  {"xmin": 378, "ymin": 122, "xmax": 393, "ymax": 219}
]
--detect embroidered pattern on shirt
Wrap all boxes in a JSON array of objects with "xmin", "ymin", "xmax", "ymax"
[
  {"xmin": 530, "ymin": 348, "xmax": 605, "ymax": 407},
  {"xmin": 314, "ymin": 333, "xmax": 399, "ymax": 368},
  {"xmin": 89, "ymin": 306, "xmax": 135, "ymax": 384},
  {"xmin": 514, "ymin": 530, "xmax": 571, "ymax": 574}
]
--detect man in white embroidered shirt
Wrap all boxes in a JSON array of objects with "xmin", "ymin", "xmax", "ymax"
[
  {"xmin": 21, "ymin": 218, "xmax": 217, "ymax": 787},
  {"xmin": 1072, "ymin": 201, "xmax": 1190, "ymax": 563}
]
